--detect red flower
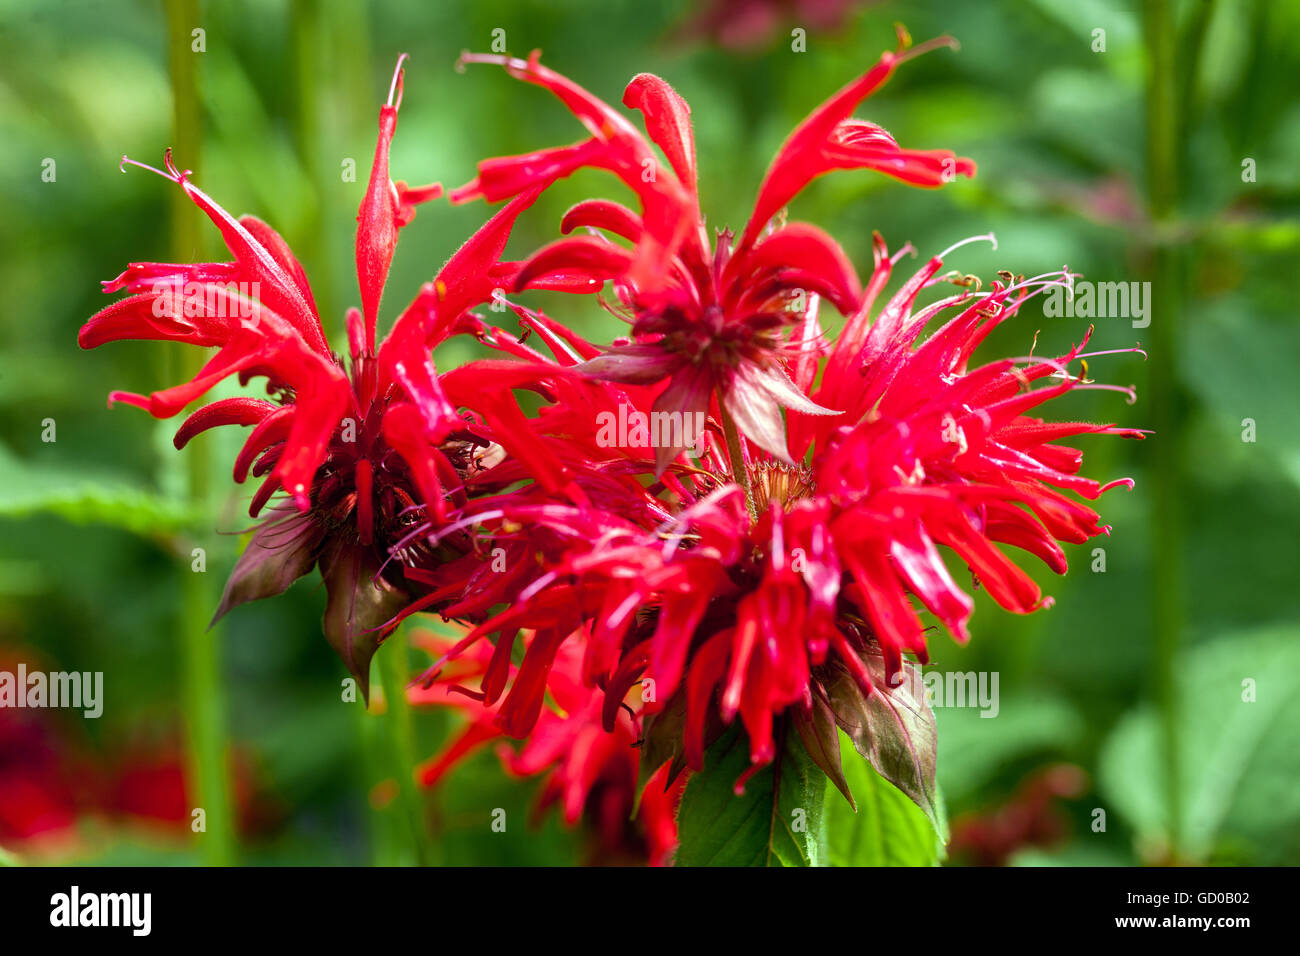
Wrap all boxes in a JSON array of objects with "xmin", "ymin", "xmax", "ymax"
[
  {"xmin": 0, "ymin": 708, "xmax": 79, "ymax": 850},
  {"xmin": 949, "ymin": 764, "xmax": 1087, "ymax": 866},
  {"xmin": 436, "ymin": 235, "xmax": 1142, "ymax": 809},
  {"xmin": 451, "ymin": 32, "xmax": 975, "ymax": 468},
  {"xmin": 79, "ymin": 41, "xmax": 1146, "ymax": 835},
  {"xmin": 678, "ymin": 0, "xmax": 875, "ymax": 51},
  {"xmin": 410, "ymin": 627, "xmax": 683, "ymax": 865},
  {"xmin": 79, "ymin": 57, "xmax": 563, "ymax": 697}
]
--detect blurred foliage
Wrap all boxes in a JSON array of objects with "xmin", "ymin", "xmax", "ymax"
[
  {"xmin": 1, "ymin": 0, "xmax": 1297, "ymax": 865},
  {"xmin": 1100, "ymin": 625, "xmax": 1300, "ymax": 865}
]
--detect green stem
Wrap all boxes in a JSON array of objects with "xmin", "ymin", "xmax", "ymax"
[
  {"xmin": 290, "ymin": 0, "xmax": 329, "ymax": 327},
  {"xmin": 180, "ymin": 567, "xmax": 234, "ymax": 864},
  {"xmin": 1143, "ymin": 0, "xmax": 1184, "ymax": 859},
  {"xmin": 719, "ymin": 402, "xmax": 758, "ymax": 523},
  {"xmin": 166, "ymin": 0, "xmax": 236, "ymax": 865},
  {"xmin": 357, "ymin": 692, "xmax": 400, "ymax": 865},
  {"xmin": 375, "ymin": 630, "xmax": 435, "ymax": 865}
]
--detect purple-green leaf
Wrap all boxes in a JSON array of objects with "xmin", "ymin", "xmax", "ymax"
[
  {"xmin": 794, "ymin": 692, "xmax": 854, "ymax": 810},
  {"xmin": 319, "ymin": 542, "xmax": 406, "ymax": 705},
  {"xmin": 826, "ymin": 651, "xmax": 941, "ymax": 834},
  {"xmin": 211, "ymin": 510, "xmax": 321, "ymax": 626}
]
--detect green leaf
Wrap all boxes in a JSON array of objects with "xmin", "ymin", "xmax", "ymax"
[
  {"xmin": 827, "ymin": 731, "xmax": 943, "ymax": 866},
  {"xmin": 1183, "ymin": 300, "xmax": 1300, "ymax": 490},
  {"xmin": 1099, "ymin": 625, "xmax": 1300, "ymax": 863},
  {"xmin": 676, "ymin": 726, "xmax": 827, "ymax": 867},
  {"xmin": 211, "ymin": 511, "xmax": 321, "ymax": 626},
  {"xmin": 0, "ymin": 443, "xmax": 195, "ymax": 536}
]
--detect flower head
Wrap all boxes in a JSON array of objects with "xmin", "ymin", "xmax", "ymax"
[
  {"xmin": 451, "ymin": 32, "xmax": 975, "ymax": 468},
  {"xmin": 434, "ymin": 233, "xmax": 1143, "ymax": 811},
  {"xmin": 80, "ymin": 42, "xmax": 1146, "ymax": 837},
  {"xmin": 79, "ymin": 57, "xmax": 563, "ymax": 698}
]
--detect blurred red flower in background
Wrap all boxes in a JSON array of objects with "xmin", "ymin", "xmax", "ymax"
[
  {"xmin": 0, "ymin": 647, "xmax": 274, "ymax": 855},
  {"xmin": 948, "ymin": 764, "xmax": 1088, "ymax": 866},
  {"xmin": 679, "ymin": 0, "xmax": 874, "ymax": 51},
  {"xmin": 0, "ymin": 707, "xmax": 80, "ymax": 850}
]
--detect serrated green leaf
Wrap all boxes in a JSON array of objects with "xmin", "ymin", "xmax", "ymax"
[
  {"xmin": 0, "ymin": 443, "xmax": 195, "ymax": 535},
  {"xmin": 676, "ymin": 726, "xmax": 827, "ymax": 867},
  {"xmin": 827, "ymin": 731, "xmax": 943, "ymax": 866}
]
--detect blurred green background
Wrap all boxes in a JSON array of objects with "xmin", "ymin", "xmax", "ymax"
[{"xmin": 1, "ymin": 0, "xmax": 1298, "ymax": 865}]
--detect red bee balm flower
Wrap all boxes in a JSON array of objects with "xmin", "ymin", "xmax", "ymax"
[
  {"xmin": 417, "ymin": 38, "xmax": 1140, "ymax": 813},
  {"xmin": 409, "ymin": 627, "xmax": 683, "ymax": 865},
  {"xmin": 79, "ymin": 57, "xmax": 557, "ymax": 697},
  {"xmin": 428, "ymin": 239, "xmax": 1143, "ymax": 817},
  {"xmin": 79, "ymin": 40, "xmax": 1147, "ymax": 855},
  {"xmin": 452, "ymin": 32, "xmax": 975, "ymax": 470}
]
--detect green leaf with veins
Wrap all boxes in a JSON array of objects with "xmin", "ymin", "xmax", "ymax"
[
  {"xmin": 827, "ymin": 730, "xmax": 944, "ymax": 866},
  {"xmin": 676, "ymin": 726, "xmax": 827, "ymax": 867}
]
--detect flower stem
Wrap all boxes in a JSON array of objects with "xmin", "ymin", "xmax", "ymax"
[
  {"xmin": 179, "ymin": 567, "xmax": 235, "ymax": 865},
  {"xmin": 164, "ymin": 0, "xmax": 236, "ymax": 867},
  {"xmin": 290, "ymin": 0, "xmax": 326, "ymax": 321},
  {"xmin": 375, "ymin": 630, "xmax": 435, "ymax": 865},
  {"xmin": 719, "ymin": 402, "xmax": 758, "ymax": 523},
  {"xmin": 1143, "ymin": 0, "xmax": 1186, "ymax": 858},
  {"xmin": 356, "ymin": 692, "xmax": 397, "ymax": 864}
]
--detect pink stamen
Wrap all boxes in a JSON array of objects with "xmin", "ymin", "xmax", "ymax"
[
  {"xmin": 518, "ymin": 570, "xmax": 560, "ymax": 604},
  {"xmin": 937, "ymin": 232, "xmax": 997, "ymax": 261},
  {"xmin": 1100, "ymin": 477, "xmax": 1136, "ymax": 493},
  {"xmin": 990, "ymin": 273, "xmax": 1081, "ymax": 323},
  {"xmin": 1002, "ymin": 269, "xmax": 1078, "ymax": 299},
  {"xmin": 388, "ymin": 53, "xmax": 409, "ymax": 109},
  {"xmin": 1002, "ymin": 354, "xmax": 1072, "ymax": 377},
  {"xmin": 893, "ymin": 33, "xmax": 960, "ymax": 66},
  {"xmin": 456, "ymin": 51, "xmax": 525, "ymax": 74},
  {"xmin": 426, "ymin": 509, "xmax": 504, "ymax": 547},
  {"xmin": 1070, "ymin": 381, "xmax": 1139, "ymax": 404},
  {"xmin": 1077, "ymin": 346, "xmax": 1149, "ymax": 361},
  {"xmin": 889, "ymin": 241, "xmax": 917, "ymax": 266},
  {"xmin": 378, "ymin": 495, "xmax": 476, "ymax": 576},
  {"xmin": 119, "ymin": 152, "xmax": 187, "ymax": 183}
]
